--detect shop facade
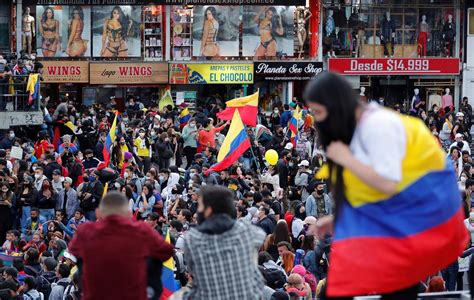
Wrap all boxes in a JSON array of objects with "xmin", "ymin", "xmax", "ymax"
[
  {"xmin": 323, "ymin": 0, "xmax": 464, "ymax": 110},
  {"xmin": 14, "ymin": 0, "xmax": 320, "ymax": 109},
  {"xmin": 253, "ymin": 61, "xmax": 324, "ymax": 110}
]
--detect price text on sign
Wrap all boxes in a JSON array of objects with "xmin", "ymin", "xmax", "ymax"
[{"xmin": 328, "ymin": 58, "xmax": 460, "ymax": 75}]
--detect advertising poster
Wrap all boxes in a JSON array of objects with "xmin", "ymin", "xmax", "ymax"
[
  {"xmin": 92, "ymin": 6, "xmax": 141, "ymax": 58},
  {"xmin": 243, "ymin": 6, "xmax": 295, "ymax": 58},
  {"xmin": 192, "ymin": 6, "xmax": 240, "ymax": 57},
  {"xmin": 63, "ymin": 6, "xmax": 91, "ymax": 57},
  {"xmin": 36, "ymin": 5, "xmax": 64, "ymax": 57},
  {"xmin": 186, "ymin": 63, "xmax": 253, "ymax": 84}
]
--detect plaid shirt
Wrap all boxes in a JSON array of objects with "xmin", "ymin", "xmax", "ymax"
[{"xmin": 183, "ymin": 219, "xmax": 266, "ymax": 300}]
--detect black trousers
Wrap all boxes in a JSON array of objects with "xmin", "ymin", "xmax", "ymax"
[
  {"xmin": 183, "ymin": 146, "xmax": 196, "ymax": 169},
  {"xmin": 325, "ymin": 284, "xmax": 419, "ymax": 300}
]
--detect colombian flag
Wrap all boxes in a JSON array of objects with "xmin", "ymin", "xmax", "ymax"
[
  {"xmin": 102, "ymin": 111, "xmax": 118, "ymax": 167},
  {"xmin": 179, "ymin": 108, "xmax": 191, "ymax": 128},
  {"xmin": 322, "ymin": 115, "xmax": 468, "ymax": 297},
  {"xmin": 288, "ymin": 107, "xmax": 301, "ymax": 146},
  {"xmin": 26, "ymin": 74, "xmax": 40, "ymax": 106},
  {"xmin": 217, "ymin": 90, "xmax": 259, "ymax": 126},
  {"xmin": 160, "ymin": 230, "xmax": 179, "ymax": 299},
  {"xmin": 206, "ymin": 110, "xmax": 251, "ymax": 174}
]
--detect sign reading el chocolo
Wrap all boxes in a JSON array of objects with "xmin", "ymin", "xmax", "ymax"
[
  {"xmin": 254, "ymin": 61, "xmax": 324, "ymax": 81},
  {"xmin": 34, "ymin": 0, "xmax": 305, "ymax": 5}
]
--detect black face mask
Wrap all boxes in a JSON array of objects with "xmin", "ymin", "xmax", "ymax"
[
  {"xmin": 196, "ymin": 211, "xmax": 206, "ymax": 225},
  {"xmin": 317, "ymin": 189, "xmax": 324, "ymax": 195}
]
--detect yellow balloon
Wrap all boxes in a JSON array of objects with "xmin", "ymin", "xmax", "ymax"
[{"xmin": 265, "ymin": 149, "xmax": 279, "ymax": 166}]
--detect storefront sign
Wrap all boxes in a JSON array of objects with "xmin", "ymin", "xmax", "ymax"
[
  {"xmin": 328, "ymin": 58, "xmax": 460, "ymax": 75},
  {"xmin": 34, "ymin": 0, "xmax": 157, "ymax": 5},
  {"xmin": 171, "ymin": 63, "xmax": 253, "ymax": 84},
  {"xmin": 169, "ymin": 64, "xmax": 188, "ymax": 84},
  {"xmin": 33, "ymin": 0, "xmax": 305, "ymax": 4},
  {"xmin": 40, "ymin": 61, "xmax": 89, "ymax": 83},
  {"xmin": 90, "ymin": 62, "xmax": 168, "ymax": 85},
  {"xmin": 254, "ymin": 61, "xmax": 323, "ymax": 81}
]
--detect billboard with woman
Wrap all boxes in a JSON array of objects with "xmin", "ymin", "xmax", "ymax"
[
  {"xmin": 192, "ymin": 6, "xmax": 240, "ymax": 57},
  {"xmin": 92, "ymin": 6, "xmax": 141, "ymax": 57},
  {"xmin": 243, "ymin": 6, "xmax": 295, "ymax": 58},
  {"xmin": 36, "ymin": 6, "xmax": 63, "ymax": 57},
  {"xmin": 64, "ymin": 6, "xmax": 91, "ymax": 57}
]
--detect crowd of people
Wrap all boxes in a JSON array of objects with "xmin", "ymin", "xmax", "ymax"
[{"xmin": 0, "ymin": 73, "xmax": 471, "ymax": 300}]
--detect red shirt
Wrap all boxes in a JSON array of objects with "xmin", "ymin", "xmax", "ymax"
[
  {"xmin": 198, "ymin": 124, "xmax": 226, "ymax": 150},
  {"xmin": 68, "ymin": 215, "xmax": 174, "ymax": 300}
]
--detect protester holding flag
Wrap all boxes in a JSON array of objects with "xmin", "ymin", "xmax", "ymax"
[{"xmin": 304, "ymin": 72, "xmax": 468, "ymax": 299}]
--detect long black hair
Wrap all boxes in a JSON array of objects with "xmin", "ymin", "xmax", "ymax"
[
  {"xmin": 110, "ymin": 6, "xmax": 130, "ymax": 39},
  {"xmin": 303, "ymin": 72, "xmax": 359, "ymax": 215},
  {"xmin": 70, "ymin": 6, "xmax": 84, "ymax": 20},
  {"xmin": 202, "ymin": 6, "xmax": 218, "ymax": 40},
  {"xmin": 42, "ymin": 7, "xmax": 54, "ymax": 24}
]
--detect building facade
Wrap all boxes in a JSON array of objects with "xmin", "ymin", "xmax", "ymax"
[
  {"xmin": 10, "ymin": 0, "xmax": 322, "ymax": 117},
  {"xmin": 324, "ymin": 0, "xmax": 464, "ymax": 111}
]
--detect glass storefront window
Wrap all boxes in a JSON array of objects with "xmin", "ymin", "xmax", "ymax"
[{"xmin": 323, "ymin": 0, "xmax": 461, "ymax": 59}]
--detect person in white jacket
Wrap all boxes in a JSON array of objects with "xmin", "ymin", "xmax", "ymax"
[{"xmin": 464, "ymin": 212, "xmax": 474, "ymax": 246}]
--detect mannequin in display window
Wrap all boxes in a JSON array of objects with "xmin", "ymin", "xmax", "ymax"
[
  {"xmin": 296, "ymin": 6, "xmax": 312, "ymax": 59},
  {"xmin": 411, "ymin": 88, "xmax": 422, "ymax": 111},
  {"xmin": 442, "ymin": 14, "xmax": 455, "ymax": 57},
  {"xmin": 22, "ymin": 7, "xmax": 35, "ymax": 56},
  {"xmin": 344, "ymin": 0, "xmax": 352, "ymax": 24},
  {"xmin": 359, "ymin": 86, "xmax": 368, "ymax": 102},
  {"xmin": 417, "ymin": 15, "xmax": 430, "ymax": 57},
  {"xmin": 442, "ymin": 88, "xmax": 453, "ymax": 109},
  {"xmin": 380, "ymin": 11, "xmax": 396, "ymax": 57},
  {"xmin": 354, "ymin": 13, "xmax": 366, "ymax": 58},
  {"xmin": 325, "ymin": 9, "xmax": 336, "ymax": 58}
]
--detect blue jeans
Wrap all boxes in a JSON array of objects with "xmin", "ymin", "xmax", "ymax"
[
  {"xmin": 85, "ymin": 210, "xmax": 96, "ymax": 221},
  {"xmin": 20, "ymin": 206, "xmax": 31, "ymax": 231},
  {"xmin": 39, "ymin": 208, "xmax": 55, "ymax": 222},
  {"xmin": 442, "ymin": 261, "xmax": 459, "ymax": 291}
]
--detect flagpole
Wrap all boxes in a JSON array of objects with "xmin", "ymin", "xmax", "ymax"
[{"xmin": 244, "ymin": 125, "xmax": 261, "ymax": 172}]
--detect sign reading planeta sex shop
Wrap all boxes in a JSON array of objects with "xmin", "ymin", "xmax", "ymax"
[{"xmin": 89, "ymin": 62, "xmax": 168, "ymax": 85}]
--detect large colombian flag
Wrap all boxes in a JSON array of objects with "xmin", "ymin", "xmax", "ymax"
[
  {"xmin": 288, "ymin": 106, "xmax": 302, "ymax": 146},
  {"xmin": 217, "ymin": 90, "xmax": 259, "ymax": 126},
  {"xmin": 320, "ymin": 115, "xmax": 469, "ymax": 297},
  {"xmin": 206, "ymin": 110, "xmax": 251, "ymax": 174},
  {"xmin": 102, "ymin": 111, "xmax": 119, "ymax": 167},
  {"xmin": 160, "ymin": 230, "xmax": 180, "ymax": 299}
]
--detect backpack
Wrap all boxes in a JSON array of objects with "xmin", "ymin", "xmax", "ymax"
[
  {"xmin": 303, "ymin": 270, "xmax": 317, "ymax": 295},
  {"xmin": 37, "ymin": 275, "xmax": 53, "ymax": 299},
  {"xmin": 174, "ymin": 250, "xmax": 187, "ymax": 287},
  {"xmin": 23, "ymin": 291, "xmax": 44, "ymax": 300},
  {"xmin": 261, "ymin": 267, "xmax": 286, "ymax": 290},
  {"xmin": 57, "ymin": 281, "xmax": 73, "ymax": 298}
]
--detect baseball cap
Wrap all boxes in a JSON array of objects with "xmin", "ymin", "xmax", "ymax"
[
  {"xmin": 456, "ymin": 112, "xmax": 465, "ymax": 117},
  {"xmin": 303, "ymin": 216, "xmax": 317, "ymax": 225},
  {"xmin": 298, "ymin": 160, "xmax": 310, "ymax": 167},
  {"xmin": 285, "ymin": 143, "xmax": 293, "ymax": 150},
  {"xmin": 52, "ymin": 169, "xmax": 61, "ymax": 176},
  {"xmin": 64, "ymin": 251, "xmax": 77, "ymax": 263},
  {"xmin": 64, "ymin": 177, "xmax": 73, "ymax": 184},
  {"xmin": 455, "ymin": 133, "xmax": 463, "ymax": 139}
]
